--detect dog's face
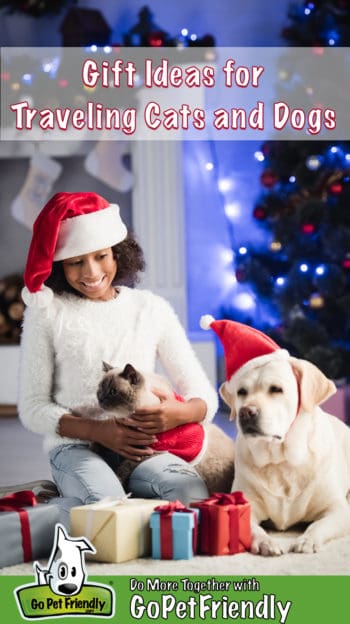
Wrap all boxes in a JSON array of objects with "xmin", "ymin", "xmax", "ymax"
[
  {"xmin": 220, "ymin": 357, "xmax": 336, "ymax": 444},
  {"xmin": 46, "ymin": 525, "xmax": 94, "ymax": 596}
]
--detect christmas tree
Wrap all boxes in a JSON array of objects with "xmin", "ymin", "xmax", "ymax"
[{"xmin": 223, "ymin": 1, "xmax": 350, "ymax": 381}]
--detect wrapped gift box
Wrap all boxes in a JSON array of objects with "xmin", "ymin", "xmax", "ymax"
[
  {"xmin": 0, "ymin": 491, "xmax": 60, "ymax": 568},
  {"xmin": 150, "ymin": 501, "xmax": 199, "ymax": 560},
  {"xmin": 70, "ymin": 497, "xmax": 168, "ymax": 563},
  {"xmin": 190, "ymin": 492, "xmax": 252, "ymax": 555}
]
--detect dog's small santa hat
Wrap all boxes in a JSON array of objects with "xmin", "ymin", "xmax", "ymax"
[
  {"xmin": 200, "ymin": 314, "xmax": 289, "ymax": 383},
  {"xmin": 22, "ymin": 192, "xmax": 127, "ymax": 307}
]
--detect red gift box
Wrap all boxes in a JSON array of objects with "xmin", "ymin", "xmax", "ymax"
[{"xmin": 190, "ymin": 492, "xmax": 252, "ymax": 555}]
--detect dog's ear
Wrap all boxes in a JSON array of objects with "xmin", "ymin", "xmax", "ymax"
[
  {"xmin": 219, "ymin": 381, "xmax": 237, "ymax": 420},
  {"xmin": 102, "ymin": 361, "xmax": 113, "ymax": 373},
  {"xmin": 121, "ymin": 363, "xmax": 142, "ymax": 386},
  {"xmin": 289, "ymin": 357, "xmax": 336, "ymax": 412}
]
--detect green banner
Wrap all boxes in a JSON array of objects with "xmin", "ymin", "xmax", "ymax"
[{"xmin": 0, "ymin": 575, "xmax": 347, "ymax": 623}]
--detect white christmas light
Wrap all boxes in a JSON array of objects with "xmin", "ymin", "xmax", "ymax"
[
  {"xmin": 181, "ymin": 28, "xmax": 189, "ymax": 37},
  {"xmin": 221, "ymin": 249, "xmax": 234, "ymax": 264},
  {"xmin": 233, "ymin": 293, "xmax": 255, "ymax": 310},
  {"xmin": 238, "ymin": 246, "xmax": 248, "ymax": 255},
  {"xmin": 224, "ymin": 273, "xmax": 237, "ymax": 287},
  {"xmin": 225, "ymin": 202, "xmax": 241, "ymax": 219},
  {"xmin": 300, "ymin": 263, "xmax": 309, "ymax": 273},
  {"xmin": 275, "ymin": 277, "xmax": 285, "ymax": 286},
  {"xmin": 306, "ymin": 155, "xmax": 322, "ymax": 171},
  {"xmin": 205, "ymin": 162, "xmax": 214, "ymax": 171},
  {"xmin": 315, "ymin": 265, "xmax": 325, "ymax": 276},
  {"xmin": 218, "ymin": 178, "xmax": 233, "ymax": 192},
  {"xmin": 254, "ymin": 151, "xmax": 265, "ymax": 162}
]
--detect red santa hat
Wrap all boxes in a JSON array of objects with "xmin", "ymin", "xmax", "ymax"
[
  {"xmin": 200, "ymin": 314, "xmax": 289, "ymax": 382},
  {"xmin": 22, "ymin": 192, "xmax": 127, "ymax": 307}
]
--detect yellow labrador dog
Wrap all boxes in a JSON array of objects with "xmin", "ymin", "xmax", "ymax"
[{"xmin": 220, "ymin": 356, "xmax": 350, "ymax": 556}]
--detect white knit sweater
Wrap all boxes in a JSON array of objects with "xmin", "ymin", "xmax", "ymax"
[{"xmin": 18, "ymin": 287, "xmax": 218, "ymax": 452}]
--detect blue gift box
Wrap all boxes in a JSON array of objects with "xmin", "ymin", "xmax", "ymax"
[{"xmin": 150, "ymin": 504, "xmax": 199, "ymax": 560}]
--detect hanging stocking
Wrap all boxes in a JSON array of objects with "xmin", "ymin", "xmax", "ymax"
[
  {"xmin": 11, "ymin": 152, "xmax": 62, "ymax": 229},
  {"xmin": 84, "ymin": 140, "xmax": 134, "ymax": 193}
]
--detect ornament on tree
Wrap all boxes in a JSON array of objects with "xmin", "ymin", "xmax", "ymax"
[
  {"xmin": 342, "ymin": 255, "xmax": 350, "ymax": 269},
  {"xmin": 253, "ymin": 205, "xmax": 267, "ymax": 220},
  {"xmin": 301, "ymin": 223, "xmax": 316, "ymax": 234},
  {"xmin": 260, "ymin": 170, "xmax": 278, "ymax": 188},
  {"xmin": 309, "ymin": 293, "xmax": 325, "ymax": 309},
  {"xmin": 11, "ymin": 153, "xmax": 62, "ymax": 230},
  {"xmin": 329, "ymin": 182, "xmax": 343, "ymax": 194},
  {"xmin": 84, "ymin": 141, "xmax": 134, "ymax": 193}
]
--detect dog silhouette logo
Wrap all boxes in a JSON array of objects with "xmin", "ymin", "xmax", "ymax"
[
  {"xmin": 15, "ymin": 523, "xmax": 115, "ymax": 619},
  {"xmin": 34, "ymin": 524, "xmax": 94, "ymax": 596}
]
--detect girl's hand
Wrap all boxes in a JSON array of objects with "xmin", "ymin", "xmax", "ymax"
[
  {"xmin": 122, "ymin": 388, "xmax": 194, "ymax": 434},
  {"xmin": 95, "ymin": 418, "xmax": 157, "ymax": 461},
  {"xmin": 58, "ymin": 413, "xmax": 157, "ymax": 462}
]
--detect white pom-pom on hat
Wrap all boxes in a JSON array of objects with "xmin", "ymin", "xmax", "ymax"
[
  {"xmin": 199, "ymin": 314, "xmax": 215, "ymax": 330},
  {"xmin": 21, "ymin": 285, "xmax": 54, "ymax": 308}
]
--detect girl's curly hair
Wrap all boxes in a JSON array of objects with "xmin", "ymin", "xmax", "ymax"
[{"xmin": 45, "ymin": 235, "xmax": 146, "ymax": 297}]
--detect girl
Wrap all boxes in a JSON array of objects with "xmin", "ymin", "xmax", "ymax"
[{"xmin": 18, "ymin": 192, "xmax": 218, "ymax": 526}]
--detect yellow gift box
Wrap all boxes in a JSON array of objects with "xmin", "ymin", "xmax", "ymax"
[{"xmin": 70, "ymin": 496, "xmax": 169, "ymax": 563}]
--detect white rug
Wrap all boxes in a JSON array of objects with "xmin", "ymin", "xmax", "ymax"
[{"xmin": 1, "ymin": 531, "xmax": 349, "ymax": 576}]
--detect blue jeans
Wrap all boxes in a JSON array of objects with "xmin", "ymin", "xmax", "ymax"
[{"xmin": 49, "ymin": 443, "xmax": 208, "ymax": 528}]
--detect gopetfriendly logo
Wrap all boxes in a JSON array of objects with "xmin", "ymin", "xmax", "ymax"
[{"xmin": 15, "ymin": 523, "xmax": 115, "ymax": 619}]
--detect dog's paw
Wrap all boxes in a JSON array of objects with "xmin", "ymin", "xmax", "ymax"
[
  {"xmin": 251, "ymin": 535, "xmax": 287, "ymax": 557},
  {"xmin": 289, "ymin": 536, "xmax": 320, "ymax": 554}
]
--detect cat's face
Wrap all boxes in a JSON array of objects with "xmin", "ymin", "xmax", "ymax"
[{"xmin": 97, "ymin": 363, "xmax": 145, "ymax": 413}]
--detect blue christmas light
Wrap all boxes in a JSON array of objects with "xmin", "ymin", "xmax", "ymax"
[
  {"xmin": 275, "ymin": 277, "xmax": 286, "ymax": 286},
  {"xmin": 22, "ymin": 73, "xmax": 32, "ymax": 84},
  {"xmin": 205, "ymin": 162, "xmax": 214, "ymax": 171},
  {"xmin": 315, "ymin": 265, "xmax": 326, "ymax": 276},
  {"xmin": 289, "ymin": 175, "xmax": 296, "ymax": 183},
  {"xmin": 300, "ymin": 263, "xmax": 309, "ymax": 273},
  {"xmin": 326, "ymin": 30, "xmax": 340, "ymax": 46}
]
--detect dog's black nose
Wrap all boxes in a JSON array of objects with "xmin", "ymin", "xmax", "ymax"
[
  {"xmin": 239, "ymin": 405, "xmax": 261, "ymax": 436},
  {"xmin": 57, "ymin": 583, "xmax": 78, "ymax": 595}
]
